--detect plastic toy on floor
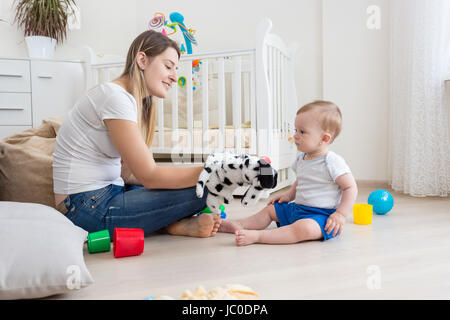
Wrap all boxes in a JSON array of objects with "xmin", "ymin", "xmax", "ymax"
[
  {"xmin": 353, "ymin": 203, "xmax": 373, "ymax": 225},
  {"xmin": 86, "ymin": 228, "xmax": 144, "ymax": 258},
  {"xmin": 86, "ymin": 229, "xmax": 111, "ymax": 253},
  {"xmin": 368, "ymin": 189, "xmax": 394, "ymax": 215},
  {"xmin": 200, "ymin": 204, "xmax": 227, "ymax": 219},
  {"xmin": 196, "ymin": 153, "xmax": 278, "ymax": 214},
  {"xmin": 145, "ymin": 284, "xmax": 259, "ymax": 300},
  {"xmin": 113, "ymin": 228, "xmax": 144, "ymax": 258}
]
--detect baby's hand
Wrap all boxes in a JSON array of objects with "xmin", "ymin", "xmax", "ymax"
[
  {"xmin": 267, "ymin": 194, "xmax": 291, "ymax": 206},
  {"xmin": 324, "ymin": 211, "xmax": 346, "ymax": 237}
]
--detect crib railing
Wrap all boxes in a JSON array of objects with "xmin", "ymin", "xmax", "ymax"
[
  {"xmin": 155, "ymin": 49, "xmax": 257, "ymax": 159},
  {"xmin": 256, "ymin": 19, "xmax": 298, "ymax": 170}
]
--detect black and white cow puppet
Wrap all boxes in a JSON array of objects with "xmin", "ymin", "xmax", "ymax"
[{"xmin": 196, "ymin": 153, "xmax": 278, "ymax": 214}]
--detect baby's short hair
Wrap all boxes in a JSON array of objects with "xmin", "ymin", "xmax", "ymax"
[{"xmin": 297, "ymin": 100, "xmax": 342, "ymax": 142}]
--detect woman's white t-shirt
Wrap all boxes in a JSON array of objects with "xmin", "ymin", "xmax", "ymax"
[{"xmin": 53, "ymin": 82, "xmax": 137, "ymax": 195}]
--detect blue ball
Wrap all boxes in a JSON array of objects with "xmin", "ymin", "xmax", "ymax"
[{"xmin": 368, "ymin": 189, "xmax": 394, "ymax": 215}]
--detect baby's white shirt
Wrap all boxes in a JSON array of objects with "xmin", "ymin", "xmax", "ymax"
[{"xmin": 291, "ymin": 151, "xmax": 352, "ymax": 209}]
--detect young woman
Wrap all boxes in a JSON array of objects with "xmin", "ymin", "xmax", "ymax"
[{"xmin": 53, "ymin": 30, "xmax": 221, "ymax": 238}]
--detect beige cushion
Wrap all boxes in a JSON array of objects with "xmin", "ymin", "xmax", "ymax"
[{"xmin": 0, "ymin": 117, "xmax": 64, "ymax": 211}]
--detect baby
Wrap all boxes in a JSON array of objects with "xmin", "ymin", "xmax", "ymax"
[{"xmin": 219, "ymin": 100, "xmax": 358, "ymax": 245}]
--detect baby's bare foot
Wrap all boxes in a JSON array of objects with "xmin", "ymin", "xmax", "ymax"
[
  {"xmin": 235, "ymin": 230, "xmax": 260, "ymax": 246},
  {"xmin": 167, "ymin": 214, "xmax": 219, "ymax": 238},
  {"xmin": 218, "ymin": 219, "xmax": 243, "ymax": 234}
]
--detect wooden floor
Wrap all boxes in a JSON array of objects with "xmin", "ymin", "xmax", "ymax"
[{"xmin": 50, "ymin": 184, "xmax": 450, "ymax": 300}]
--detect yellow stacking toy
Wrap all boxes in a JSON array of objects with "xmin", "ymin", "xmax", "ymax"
[{"xmin": 353, "ymin": 204, "xmax": 373, "ymax": 225}]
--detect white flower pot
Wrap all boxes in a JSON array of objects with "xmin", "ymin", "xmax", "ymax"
[{"xmin": 25, "ymin": 36, "xmax": 56, "ymax": 59}]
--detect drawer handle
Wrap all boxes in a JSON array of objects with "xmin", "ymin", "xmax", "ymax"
[
  {"xmin": 0, "ymin": 107, "xmax": 25, "ymax": 111},
  {"xmin": 0, "ymin": 74, "xmax": 23, "ymax": 78},
  {"xmin": 38, "ymin": 75, "xmax": 54, "ymax": 79}
]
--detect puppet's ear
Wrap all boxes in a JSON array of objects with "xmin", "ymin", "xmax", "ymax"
[
  {"xmin": 196, "ymin": 166, "xmax": 212, "ymax": 198},
  {"xmin": 257, "ymin": 159, "xmax": 278, "ymax": 189},
  {"xmin": 206, "ymin": 195, "xmax": 222, "ymax": 214}
]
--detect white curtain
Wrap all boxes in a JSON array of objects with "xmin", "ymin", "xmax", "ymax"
[{"xmin": 390, "ymin": 0, "xmax": 450, "ymax": 197}]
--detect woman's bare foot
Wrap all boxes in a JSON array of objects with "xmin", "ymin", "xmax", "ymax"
[
  {"xmin": 167, "ymin": 214, "xmax": 222, "ymax": 238},
  {"xmin": 218, "ymin": 220, "xmax": 244, "ymax": 234},
  {"xmin": 210, "ymin": 215, "xmax": 221, "ymax": 237},
  {"xmin": 235, "ymin": 230, "xmax": 260, "ymax": 246}
]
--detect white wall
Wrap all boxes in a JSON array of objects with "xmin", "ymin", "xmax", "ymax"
[
  {"xmin": 0, "ymin": 0, "xmax": 139, "ymax": 59},
  {"xmin": 323, "ymin": 0, "xmax": 390, "ymax": 182}
]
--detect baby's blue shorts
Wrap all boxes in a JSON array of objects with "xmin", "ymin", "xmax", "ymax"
[{"xmin": 274, "ymin": 202, "xmax": 338, "ymax": 241}]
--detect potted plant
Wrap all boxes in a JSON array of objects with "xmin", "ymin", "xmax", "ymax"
[{"xmin": 14, "ymin": 0, "xmax": 77, "ymax": 59}]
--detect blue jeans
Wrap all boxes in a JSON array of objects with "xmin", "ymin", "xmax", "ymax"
[{"xmin": 63, "ymin": 184, "xmax": 208, "ymax": 237}]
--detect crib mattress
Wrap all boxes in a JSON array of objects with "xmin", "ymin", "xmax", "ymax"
[{"xmin": 152, "ymin": 128, "xmax": 252, "ymax": 150}]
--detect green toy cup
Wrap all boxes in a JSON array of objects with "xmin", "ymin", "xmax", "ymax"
[{"xmin": 87, "ymin": 229, "xmax": 111, "ymax": 254}]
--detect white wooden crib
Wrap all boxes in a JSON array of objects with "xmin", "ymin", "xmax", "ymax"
[{"xmin": 82, "ymin": 18, "xmax": 299, "ymax": 194}]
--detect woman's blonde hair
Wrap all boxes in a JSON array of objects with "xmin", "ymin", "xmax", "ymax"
[
  {"xmin": 121, "ymin": 30, "xmax": 180, "ymax": 146},
  {"xmin": 297, "ymin": 100, "xmax": 342, "ymax": 142}
]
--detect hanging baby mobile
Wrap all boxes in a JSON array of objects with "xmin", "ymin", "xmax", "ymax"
[{"xmin": 148, "ymin": 12, "xmax": 202, "ymax": 91}]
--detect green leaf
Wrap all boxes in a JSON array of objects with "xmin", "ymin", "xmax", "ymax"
[{"xmin": 13, "ymin": 0, "xmax": 77, "ymax": 44}]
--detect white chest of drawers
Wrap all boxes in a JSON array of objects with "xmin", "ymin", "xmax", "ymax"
[{"xmin": 0, "ymin": 57, "xmax": 85, "ymax": 140}]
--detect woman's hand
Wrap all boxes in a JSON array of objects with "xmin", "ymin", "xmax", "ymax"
[
  {"xmin": 121, "ymin": 160, "xmax": 142, "ymax": 186},
  {"xmin": 267, "ymin": 193, "xmax": 292, "ymax": 206},
  {"xmin": 324, "ymin": 211, "xmax": 346, "ymax": 237}
]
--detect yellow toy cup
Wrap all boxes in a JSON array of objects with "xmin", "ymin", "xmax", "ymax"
[{"xmin": 353, "ymin": 204, "xmax": 373, "ymax": 225}]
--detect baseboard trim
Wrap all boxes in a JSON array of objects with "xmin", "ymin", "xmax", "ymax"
[{"xmin": 356, "ymin": 180, "xmax": 390, "ymax": 188}]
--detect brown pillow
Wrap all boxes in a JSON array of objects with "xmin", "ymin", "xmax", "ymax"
[{"xmin": 0, "ymin": 117, "xmax": 65, "ymax": 212}]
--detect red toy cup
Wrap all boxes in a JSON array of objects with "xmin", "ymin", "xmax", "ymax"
[{"xmin": 113, "ymin": 228, "xmax": 144, "ymax": 258}]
